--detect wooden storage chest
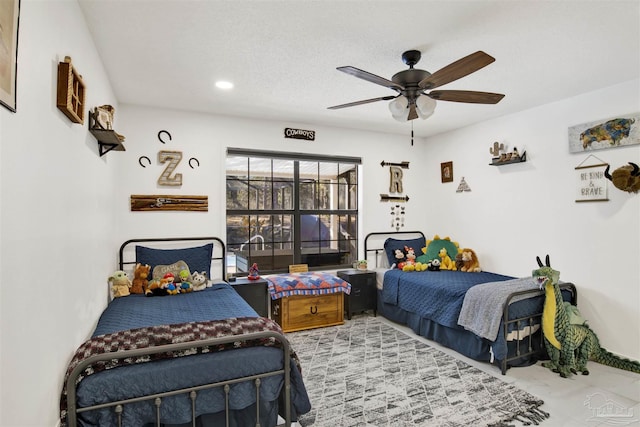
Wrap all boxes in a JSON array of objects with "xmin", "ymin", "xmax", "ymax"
[{"xmin": 271, "ymin": 293, "xmax": 344, "ymax": 333}]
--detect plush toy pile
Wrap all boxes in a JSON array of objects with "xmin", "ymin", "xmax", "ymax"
[
  {"xmin": 391, "ymin": 246, "xmax": 428, "ymax": 271},
  {"xmin": 388, "ymin": 234, "xmax": 483, "ymax": 273}
]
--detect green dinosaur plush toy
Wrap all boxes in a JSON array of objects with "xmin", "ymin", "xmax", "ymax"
[{"xmin": 533, "ymin": 255, "xmax": 640, "ymax": 377}]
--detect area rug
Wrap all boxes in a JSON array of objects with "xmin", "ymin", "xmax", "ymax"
[{"xmin": 286, "ymin": 316, "xmax": 549, "ymax": 427}]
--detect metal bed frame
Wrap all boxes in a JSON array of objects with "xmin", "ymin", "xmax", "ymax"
[
  {"xmin": 364, "ymin": 231, "xmax": 577, "ymax": 375},
  {"xmin": 64, "ymin": 237, "xmax": 296, "ymax": 427}
]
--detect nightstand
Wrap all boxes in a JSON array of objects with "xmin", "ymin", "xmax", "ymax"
[
  {"xmin": 229, "ymin": 277, "xmax": 269, "ymax": 317},
  {"xmin": 337, "ymin": 269, "xmax": 377, "ymax": 320}
]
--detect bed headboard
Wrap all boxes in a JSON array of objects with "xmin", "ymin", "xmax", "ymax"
[
  {"xmin": 118, "ymin": 237, "xmax": 227, "ymax": 282},
  {"xmin": 364, "ymin": 231, "xmax": 426, "ymax": 269}
]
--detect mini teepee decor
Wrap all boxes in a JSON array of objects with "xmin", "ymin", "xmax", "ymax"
[{"xmin": 456, "ymin": 177, "xmax": 471, "ymax": 193}]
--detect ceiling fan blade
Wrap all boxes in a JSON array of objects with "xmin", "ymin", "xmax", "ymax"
[
  {"xmin": 327, "ymin": 95, "xmax": 396, "ymax": 110},
  {"xmin": 428, "ymin": 90, "xmax": 505, "ymax": 104},
  {"xmin": 419, "ymin": 51, "xmax": 496, "ymax": 90},
  {"xmin": 337, "ymin": 66, "xmax": 404, "ymax": 91}
]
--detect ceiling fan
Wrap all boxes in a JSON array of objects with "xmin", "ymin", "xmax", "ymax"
[{"xmin": 328, "ymin": 50, "xmax": 505, "ymax": 121}]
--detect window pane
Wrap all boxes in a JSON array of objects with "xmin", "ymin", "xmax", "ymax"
[
  {"xmin": 226, "ymin": 152, "xmax": 359, "ymax": 274},
  {"xmin": 226, "ymin": 178, "xmax": 248, "ymax": 210},
  {"xmin": 226, "ymin": 156, "xmax": 248, "ymax": 179},
  {"xmin": 248, "ymin": 179, "xmax": 272, "ymax": 210},
  {"xmin": 299, "ymin": 179, "xmax": 317, "ymax": 209},
  {"xmin": 226, "ymin": 215, "xmax": 249, "ymax": 249},
  {"xmin": 300, "ymin": 214, "xmax": 355, "ymax": 268},
  {"xmin": 272, "ymin": 159, "xmax": 294, "ymax": 210},
  {"xmin": 248, "ymin": 157, "xmax": 272, "ymax": 180}
]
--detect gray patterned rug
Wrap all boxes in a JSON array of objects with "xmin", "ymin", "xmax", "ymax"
[{"xmin": 287, "ymin": 316, "xmax": 549, "ymax": 427}]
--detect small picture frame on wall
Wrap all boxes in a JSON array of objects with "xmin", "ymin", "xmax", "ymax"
[
  {"xmin": 0, "ymin": 0, "xmax": 20, "ymax": 112},
  {"xmin": 441, "ymin": 161, "xmax": 453, "ymax": 183}
]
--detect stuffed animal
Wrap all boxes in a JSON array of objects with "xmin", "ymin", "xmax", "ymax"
[
  {"xmin": 438, "ymin": 247, "xmax": 457, "ymax": 270},
  {"xmin": 177, "ymin": 269, "xmax": 193, "ymax": 293},
  {"xmin": 604, "ymin": 162, "xmax": 640, "ymax": 193},
  {"xmin": 459, "ymin": 249, "xmax": 482, "ymax": 272},
  {"xmin": 404, "ymin": 246, "xmax": 416, "ymax": 265},
  {"xmin": 131, "ymin": 263, "xmax": 151, "ymax": 294},
  {"xmin": 191, "ymin": 271, "xmax": 209, "ymax": 291},
  {"xmin": 403, "ymin": 261, "xmax": 427, "ymax": 272},
  {"xmin": 145, "ymin": 279, "xmax": 168, "ymax": 297},
  {"xmin": 180, "ymin": 281, "xmax": 193, "ymax": 293},
  {"xmin": 455, "ymin": 253, "xmax": 464, "ymax": 271},
  {"xmin": 163, "ymin": 272, "xmax": 179, "ymax": 295},
  {"xmin": 393, "ymin": 248, "xmax": 406, "ymax": 269},
  {"xmin": 427, "ymin": 259, "xmax": 441, "ymax": 271},
  {"xmin": 178, "ymin": 269, "xmax": 192, "ymax": 284},
  {"xmin": 109, "ymin": 270, "xmax": 131, "ymax": 298}
]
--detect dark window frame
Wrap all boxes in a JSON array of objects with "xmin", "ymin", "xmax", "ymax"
[{"xmin": 226, "ymin": 149, "xmax": 360, "ymax": 274}]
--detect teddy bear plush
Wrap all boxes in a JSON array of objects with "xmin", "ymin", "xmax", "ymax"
[
  {"xmin": 109, "ymin": 270, "xmax": 132, "ymax": 298},
  {"xmin": 130, "ymin": 263, "xmax": 151, "ymax": 294},
  {"xmin": 460, "ymin": 248, "xmax": 482, "ymax": 272}
]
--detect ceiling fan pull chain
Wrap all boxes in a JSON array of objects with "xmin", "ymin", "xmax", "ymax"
[{"xmin": 411, "ymin": 121, "xmax": 414, "ymax": 146}]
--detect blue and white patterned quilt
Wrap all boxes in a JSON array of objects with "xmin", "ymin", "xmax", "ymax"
[{"xmin": 267, "ymin": 272, "xmax": 351, "ymax": 299}]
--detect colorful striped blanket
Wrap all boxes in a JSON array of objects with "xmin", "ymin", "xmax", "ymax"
[
  {"xmin": 267, "ymin": 272, "xmax": 351, "ymax": 299},
  {"xmin": 60, "ymin": 316, "xmax": 297, "ymax": 426}
]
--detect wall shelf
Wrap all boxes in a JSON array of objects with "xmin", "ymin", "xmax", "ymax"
[
  {"xmin": 88, "ymin": 108, "xmax": 125, "ymax": 156},
  {"xmin": 489, "ymin": 151, "xmax": 527, "ymax": 166}
]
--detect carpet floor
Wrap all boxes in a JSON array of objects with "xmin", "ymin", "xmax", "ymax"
[{"xmin": 287, "ymin": 316, "xmax": 549, "ymax": 427}]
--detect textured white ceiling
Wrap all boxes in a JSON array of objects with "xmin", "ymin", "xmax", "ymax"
[{"xmin": 78, "ymin": 0, "xmax": 640, "ymax": 138}]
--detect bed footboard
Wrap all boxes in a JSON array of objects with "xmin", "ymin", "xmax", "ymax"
[
  {"xmin": 500, "ymin": 282, "xmax": 577, "ymax": 374},
  {"xmin": 65, "ymin": 331, "xmax": 293, "ymax": 427}
]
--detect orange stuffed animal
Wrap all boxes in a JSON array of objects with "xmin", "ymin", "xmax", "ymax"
[
  {"xmin": 131, "ymin": 263, "xmax": 151, "ymax": 294},
  {"xmin": 460, "ymin": 248, "xmax": 482, "ymax": 272}
]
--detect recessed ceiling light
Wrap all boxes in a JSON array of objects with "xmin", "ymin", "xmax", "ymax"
[{"xmin": 215, "ymin": 80, "xmax": 234, "ymax": 90}]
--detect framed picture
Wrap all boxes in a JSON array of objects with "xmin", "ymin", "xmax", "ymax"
[
  {"xmin": 568, "ymin": 113, "xmax": 639, "ymax": 153},
  {"xmin": 0, "ymin": 0, "xmax": 20, "ymax": 112},
  {"xmin": 441, "ymin": 161, "xmax": 453, "ymax": 183}
]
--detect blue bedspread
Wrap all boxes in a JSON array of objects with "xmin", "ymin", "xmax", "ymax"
[
  {"xmin": 73, "ymin": 283, "xmax": 311, "ymax": 426},
  {"xmin": 382, "ymin": 270, "xmax": 515, "ymax": 329},
  {"xmin": 93, "ymin": 282, "xmax": 255, "ymax": 335}
]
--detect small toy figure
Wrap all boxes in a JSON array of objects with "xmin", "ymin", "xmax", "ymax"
[{"xmin": 248, "ymin": 263, "xmax": 260, "ymax": 280}]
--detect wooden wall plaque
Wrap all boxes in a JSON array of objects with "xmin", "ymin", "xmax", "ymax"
[{"xmin": 130, "ymin": 195, "xmax": 208, "ymax": 211}]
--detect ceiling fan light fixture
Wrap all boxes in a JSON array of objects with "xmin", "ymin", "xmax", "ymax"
[
  {"xmin": 389, "ymin": 96, "xmax": 409, "ymax": 121},
  {"xmin": 416, "ymin": 95, "xmax": 437, "ymax": 119}
]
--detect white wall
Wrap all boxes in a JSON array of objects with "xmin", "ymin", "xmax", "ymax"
[
  {"xmin": 419, "ymin": 79, "xmax": 640, "ymax": 360},
  {"xmin": 0, "ymin": 1, "xmax": 119, "ymax": 425},
  {"xmin": 1, "ymin": 2, "xmax": 637, "ymax": 424},
  {"xmin": 113, "ymin": 105, "xmax": 423, "ymax": 247}
]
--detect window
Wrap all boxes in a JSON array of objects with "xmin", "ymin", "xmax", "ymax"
[{"xmin": 226, "ymin": 149, "xmax": 359, "ymax": 274}]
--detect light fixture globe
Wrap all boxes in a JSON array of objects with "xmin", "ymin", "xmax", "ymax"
[
  {"xmin": 416, "ymin": 95, "xmax": 436, "ymax": 119},
  {"xmin": 389, "ymin": 96, "xmax": 409, "ymax": 121}
]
